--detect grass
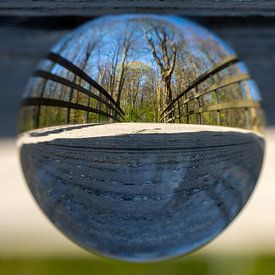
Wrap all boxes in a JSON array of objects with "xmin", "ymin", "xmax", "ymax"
[{"xmin": 1, "ymin": 255, "xmax": 275, "ymax": 275}]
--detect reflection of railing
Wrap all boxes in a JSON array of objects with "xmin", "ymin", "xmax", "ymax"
[
  {"xmin": 22, "ymin": 97, "xmax": 120, "ymax": 121},
  {"xmin": 21, "ymin": 52, "xmax": 125, "ymax": 127},
  {"xmin": 160, "ymin": 55, "xmax": 260, "ymax": 126}
]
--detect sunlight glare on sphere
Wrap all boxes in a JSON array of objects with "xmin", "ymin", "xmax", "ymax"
[{"xmin": 18, "ymin": 15, "xmax": 265, "ymax": 262}]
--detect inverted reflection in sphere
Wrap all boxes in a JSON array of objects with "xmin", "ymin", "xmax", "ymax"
[{"xmin": 18, "ymin": 15, "xmax": 265, "ymax": 262}]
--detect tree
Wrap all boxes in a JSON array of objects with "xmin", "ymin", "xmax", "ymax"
[
  {"xmin": 144, "ymin": 24, "xmax": 177, "ymax": 106},
  {"xmin": 121, "ymin": 61, "xmax": 156, "ymax": 121},
  {"xmin": 68, "ymin": 31, "xmax": 103, "ymax": 124},
  {"xmin": 116, "ymin": 29, "xmax": 135, "ymax": 106}
]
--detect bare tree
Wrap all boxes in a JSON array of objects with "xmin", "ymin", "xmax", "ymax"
[
  {"xmin": 68, "ymin": 32, "xmax": 103, "ymax": 124},
  {"xmin": 144, "ymin": 25, "xmax": 177, "ymax": 106},
  {"xmin": 116, "ymin": 30, "xmax": 135, "ymax": 105},
  {"xmin": 99, "ymin": 46, "xmax": 120, "ymax": 98}
]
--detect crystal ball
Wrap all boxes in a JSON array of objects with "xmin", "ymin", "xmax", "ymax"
[{"xmin": 18, "ymin": 15, "xmax": 265, "ymax": 262}]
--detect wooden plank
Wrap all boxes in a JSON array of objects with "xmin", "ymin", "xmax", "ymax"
[
  {"xmin": 1, "ymin": 0, "xmax": 275, "ymax": 17},
  {"xmin": 33, "ymin": 70, "xmax": 124, "ymax": 118},
  {"xmin": 201, "ymin": 74, "xmax": 251, "ymax": 97},
  {"xmin": 162, "ymin": 99, "xmax": 261, "ymax": 121},
  {"xmin": 181, "ymin": 73, "xmax": 251, "ymax": 105},
  {"xmin": 199, "ymin": 100, "xmax": 261, "ymax": 112},
  {"xmin": 21, "ymin": 97, "xmax": 121, "ymax": 122},
  {"xmin": 46, "ymin": 52, "xmax": 125, "ymax": 116}
]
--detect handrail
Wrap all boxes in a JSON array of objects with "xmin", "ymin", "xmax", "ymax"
[
  {"xmin": 34, "ymin": 70, "xmax": 124, "ymax": 119},
  {"xmin": 161, "ymin": 73, "xmax": 250, "ymax": 119},
  {"xmin": 163, "ymin": 100, "xmax": 260, "ymax": 123},
  {"xmin": 21, "ymin": 97, "xmax": 121, "ymax": 122},
  {"xmin": 161, "ymin": 55, "xmax": 239, "ymax": 117},
  {"xmin": 47, "ymin": 52, "xmax": 125, "ymax": 116}
]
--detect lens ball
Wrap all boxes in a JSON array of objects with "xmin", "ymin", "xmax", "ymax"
[{"xmin": 18, "ymin": 15, "xmax": 265, "ymax": 262}]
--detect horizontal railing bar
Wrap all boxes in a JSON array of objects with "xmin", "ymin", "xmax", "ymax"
[
  {"xmin": 47, "ymin": 52, "xmax": 125, "ymax": 116},
  {"xmin": 161, "ymin": 73, "xmax": 251, "ymax": 119},
  {"xmin": 161, "ymin": 100, "xmax": 261, "ymax": 122},
  {"xmin": 164, "ymin": 117, "xmax": 176, "ymax": 123},
  {"xmin": 161, "ymin": 55, "xmax": 239, "ymax": 116},
  {"xmin": 34, "ymin": 70, "xmax": 124, "ymax": 119},
  {"xmin": 21, "ymin": 97, "xmax": 121, "ymax": 122},
  {"xmin": 202, "ymin": 73, "xmax": 250, "ymax": 95},
  {"xmin": 182, "ymin": 73, "xmax": 251, "ymax": 105},
  {"xmin": 162, "ymin": 109, "xmax": 175, "ymax": 119},
  {"xmin": 199, "ymin": 99, "xmax": 261, "ymax": 112}
]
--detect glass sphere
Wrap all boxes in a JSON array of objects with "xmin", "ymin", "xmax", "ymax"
[{"xmin": 18, "ymin": 15, "xmax": 265, "ymax": 262}]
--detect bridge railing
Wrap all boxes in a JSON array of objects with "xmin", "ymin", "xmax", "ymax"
[
  {"xmin": 160, "ymin": 55, "xmax": 263, "ymax": 131},
  {"xmin": 20, "ymin": 52, "xmax": 125, "ymax": 131}
]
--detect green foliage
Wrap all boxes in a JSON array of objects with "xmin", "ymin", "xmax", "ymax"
[
  {"xmin": 1, "ymin": 255, "xmax": 275, "ymax": 275},
  {"xmin": 0, "ymin": 257, "xmax": 209, "ymax": 275},
  {"xmin": 202, "ymin": 112, "xmax": 218, "ymax": 125}
]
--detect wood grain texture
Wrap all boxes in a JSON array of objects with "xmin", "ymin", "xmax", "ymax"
[
  {"xmin": 0, "ymin": 16, "xmax": 274, "ymax": 137},
  {"xmin": 19, "ymin": 123, "xmax": 264, "ymax": 261},
  {"xmin": 0, "ymin": 0, "xmax": 275, "ymax": 16}
]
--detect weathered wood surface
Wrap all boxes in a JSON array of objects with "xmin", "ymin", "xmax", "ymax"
[
  {"xmin": 0, "ymin": 17, "xmax": 275, "ymax": 137},
  {"xmin": 1, "ymin": 1, "xmax": 275, "ymax": 16},
  {"xmin": 19, "ymin": 123, "xmax": 264, "ymax": 260},
  {"xmin": 2, "ymin": 128, "xmax": 275, "ymax": 256}
]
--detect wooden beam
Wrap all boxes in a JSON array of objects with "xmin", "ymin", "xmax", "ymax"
[
  {"xmin": 1, "ymin": 0, "xmax": 275, "ymax": 17},
  {"xmin": 183, "ymin": 74, "xmax": 251, "ymax": 104},
  {"xmin": 21, "ymin": 97, "xmax": 121, "ymax": 122},
  {"xmin": 33, "ymin": 70, "xmax": 124, "ymax": 119},
  {"xmin": 199, "ymin": 99, "xmax": 261, "ymax": 112}
]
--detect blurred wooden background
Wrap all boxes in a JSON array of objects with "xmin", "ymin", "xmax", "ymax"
[{"xmin": 0, "ymin": 1, "xmax": 275, "ymax": 16}]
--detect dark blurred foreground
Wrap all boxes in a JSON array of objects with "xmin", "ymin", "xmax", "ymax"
[{"xmin": 1, "ymin": 255, "xmax": 275, "ymax": 275}]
